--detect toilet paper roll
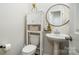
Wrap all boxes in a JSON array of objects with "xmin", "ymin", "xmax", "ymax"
[{"xmin": 4, "ymin": 44, "xmax": 11, "ymax": 51}]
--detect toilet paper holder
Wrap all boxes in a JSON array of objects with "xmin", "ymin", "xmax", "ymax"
[
  {"xmin": 0, "ymin": 45, "xmax": 6, "ymax": 48},
  {"xmin": 0, "ymin": 43, "xmax": 11, "ymax": 52}
]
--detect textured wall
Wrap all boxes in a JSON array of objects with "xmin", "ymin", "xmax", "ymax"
[{"xmin": 0, "ymin": 3, "xmax": 29, "ymax": 55}]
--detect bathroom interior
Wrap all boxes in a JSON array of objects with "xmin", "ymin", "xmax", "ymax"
[{"xmin": 0, "ymin": 3, "xmax": 79, "ymax": 55}]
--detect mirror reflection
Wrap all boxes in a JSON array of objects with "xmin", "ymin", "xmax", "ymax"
[{"xmin": 46, "ymin": 4, "xmax": 70, "ymax": 27}]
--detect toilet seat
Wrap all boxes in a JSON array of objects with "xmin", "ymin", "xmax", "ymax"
[{"xmin": 22, "ymin": 44, "xmax": 37, "ymax": 54}]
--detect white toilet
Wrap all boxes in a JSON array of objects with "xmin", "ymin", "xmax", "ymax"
[{"xmin": 22, "ymin": 35, "xmax": 39, "ymax": 55}]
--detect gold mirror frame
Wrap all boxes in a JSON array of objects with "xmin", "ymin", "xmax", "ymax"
[{"xmin": 46, "ymin": 4, "xmax": 70, "ymax": 27}]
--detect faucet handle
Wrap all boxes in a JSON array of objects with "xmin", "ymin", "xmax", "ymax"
[{"xmin": 65, "ymin": 35, "xmax": 72, "ymax": 41}]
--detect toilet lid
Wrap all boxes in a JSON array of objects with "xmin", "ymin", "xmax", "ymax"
[{"xmin": 22, "ymin": 45, "xmax": 36, "ymax": 53}]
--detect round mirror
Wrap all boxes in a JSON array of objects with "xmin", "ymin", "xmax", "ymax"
[{"xmin": 46, "ymin": 4, "xmax": 70, "ymax": 27}]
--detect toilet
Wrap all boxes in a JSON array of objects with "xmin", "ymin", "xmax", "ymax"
[{"xmin": 22, "ymin": 35, "xmax": 39, "ymax": 55}]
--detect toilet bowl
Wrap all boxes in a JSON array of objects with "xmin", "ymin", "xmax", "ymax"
[{"xmin": 22, "ymin": 44, "xmax": 37, "ymax": 55}]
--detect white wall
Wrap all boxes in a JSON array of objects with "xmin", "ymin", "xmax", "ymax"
[
  {"xmin": 70, "ymin": 3, "xmax": 79, "ymax": 51},
  {"xmin": 0, "ymin": 3, "xmax": 29, "ymax": 55}
]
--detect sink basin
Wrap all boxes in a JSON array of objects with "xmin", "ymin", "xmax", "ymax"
[{"xmin": 46, "ymin": 33, "xmax": 69, "ymax": 41}]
